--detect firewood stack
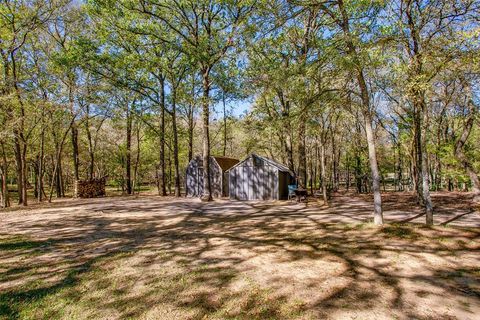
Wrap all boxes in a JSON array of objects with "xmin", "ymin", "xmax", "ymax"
[{"xmin": 74, "ymin": 178, "xmax": 106, "ymax": 198}]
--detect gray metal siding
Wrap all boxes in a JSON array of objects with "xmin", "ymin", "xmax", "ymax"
[
  {"xmin": 186, "ymin": 157, "xmax": 223, "ymax": 198},
  {"xmin": 229, "ymin": 155, "xmax": 287, "ymax": 200}
]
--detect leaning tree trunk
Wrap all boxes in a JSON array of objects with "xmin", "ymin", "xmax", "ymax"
[
  {"xmin": 201, "ymin": 67, "xmax": 212, "ymax": 201},
  {"xmin": 337, "ymin": 0, "xmax": 383, "ymax": 224},
  {"xmin": 356, "ymin": 67, "xmax": 383, "ymax": 224},
  {"xmin": 363, "ymin": 111, "xmax": 384, "ymax": 225}
]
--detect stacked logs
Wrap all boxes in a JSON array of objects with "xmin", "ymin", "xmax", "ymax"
[{"xmin": 74, "ymin": 178, "xmax": 106, "ymax": 198}]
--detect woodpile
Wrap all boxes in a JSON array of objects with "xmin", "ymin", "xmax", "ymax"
[{"xmin": 74, "ymin": 178, "xmax": 106, "ymax": 198}]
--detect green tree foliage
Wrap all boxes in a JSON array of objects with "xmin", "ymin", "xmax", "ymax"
[{"xmin": 0, "ymin": 0, "xmax": 479, "ymax": 226}]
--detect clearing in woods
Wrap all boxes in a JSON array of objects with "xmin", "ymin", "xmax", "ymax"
[{"xmin": 0, "ymin": 192, "xmax": 479, "ymax": 319}]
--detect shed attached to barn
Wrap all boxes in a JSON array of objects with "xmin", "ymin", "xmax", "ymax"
[
  {"xmin": 185, "ymin": 155, "xmax": 239, "ymax": 198},
  {"xmin": 227, "ymin": 154, "xmax": 295, "ymax": 200}
]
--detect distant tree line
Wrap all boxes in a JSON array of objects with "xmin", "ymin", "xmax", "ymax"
[{"xmin": 1, "ymin": 0, "xmax": 479, "ymax": 226}]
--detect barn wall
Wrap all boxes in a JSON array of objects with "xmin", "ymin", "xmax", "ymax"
[
  {"xmin": 210, "ymin": 159, "xmax": 223, "ymax": 198},
  {"xmin": 186, "ymin": 158, "xmax": 200, "ymax": 197},
  {"xmin": 186, "ymin": 157, "xmax": 223, "ymax": 198},
  {"xmin": 228, "ymin": 156, "xmax": 282, "ymax": 200}
]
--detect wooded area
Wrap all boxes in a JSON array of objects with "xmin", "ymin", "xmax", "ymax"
[{"xmin": 1, "ymin": 0, "xmax": 479, "ymax": 227}]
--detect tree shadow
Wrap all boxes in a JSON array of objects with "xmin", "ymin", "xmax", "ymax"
[{"xmin": 0, "ymin": 196, "xmax": 479, "ymax": 319}]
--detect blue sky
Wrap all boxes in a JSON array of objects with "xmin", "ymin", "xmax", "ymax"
[{"xmin": 213, "ymin": 98, "xmax": 253, "ymax": 119}]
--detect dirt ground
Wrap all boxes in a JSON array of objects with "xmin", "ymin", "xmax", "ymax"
[{"xmin": 0, "ymin": 192, "xmax": 479, "ymax": 319}]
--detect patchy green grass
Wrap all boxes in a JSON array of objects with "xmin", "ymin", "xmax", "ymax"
[
  {"xmin": 0, "ymin": 243, "xmax": 310, "ymax": 320},
  {"xmin": 380, "ymin": 224, "xmax": 421, "ymax": 240},
  {"xmin": 1, "ymin": 196, "xmax": 479, "ymax": 320},
  {"xmin": 0, "ymin": 235, "xmax": 51, "ymax": 252}
]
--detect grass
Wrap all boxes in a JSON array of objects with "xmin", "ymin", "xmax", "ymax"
[
  {"xmin": 0, "ymin": 240, "xmax": 308, "ymax": 320},
  {"xmin": 1, "ymin": 196, "xmax": 479, "ymax": 319}
]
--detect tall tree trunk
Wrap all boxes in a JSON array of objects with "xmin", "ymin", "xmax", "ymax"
[
  {"xmin": 0, "ymin": 141, "xmax": 10, "ymax": 208},
  {"xmin": 413, "ymin": 113, "xmax": 423, "ymax": 202},
  {"xmin": 158, "ymin": 76, "xmax": 167, "ymax": 196},
  {"xmin": 346, "ymin": 153, "xmax": 351, "ymax": 191},
  {"xmin": 85, "ymin": 105, "xmax": 95, "ymax": 180},
  {"xmin": 320, "ymin": 140, "xmax": 328, "ymax": 206},
  {"xmin": 223, "ymin": 91, "xmax": 227, "ymax": 156},
  {"xmin": 38, "ymin": 117, "xmax": 45, "ymax": 201},
  {"xmin": 168, "ymin": 147, "xmax": 172, "ymax": 195},
  {"xmin": 12, "ymin": 53, "xmax": 27, "ymax": 206},
  {"xmin": 126, "ymin": 102, "xmax": 133, "ymax": 195},
  {"xmin": 13, "ymin": 134, "xmax": 24, "ymax": 205},
  {"xmin": 337, "ymin": 0, "xmax": 383, "ymax": 224},
  {"xmin": 363, "ymin": 111, "xmax": 384, "ymax": 225},
  {"xmin": 421, "ymin": 117, "xmax": 433, "ymax": 224},
  {"xmin": 55, "ymin": 156, "xmax": 63, "ymax": 198},
  {"xmin": 297, "ymin": 117, "xmax": 307, "ymax": 187},
  {"xmin": 405, "ymin": 1, "xmax": 433, "ymax": 224},
  {"xmin": 171, "ymin": 86, "xmax": 181, "ymax": 197},
  {"xmin": 71, "ymin": 124, "xmax": 80, "ymax": 182},
  {"xmin": 133, "ymin": 122, "xmax": 141, "ymax": 194},
  {"xmin": 332, "ymin": 134, "xmax": 339, "ymax": 192},
  {"xmin": 187, "ymin": 74, "xmax": 195, "ymax": 162},
  {"xmin": 201, "ymin": 67, "xmax": 212, "ymax": 201}
]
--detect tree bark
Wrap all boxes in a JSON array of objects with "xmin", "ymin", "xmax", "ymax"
[
  {"xmin": 320, "ymin": 141, "xmax": 328, "ymax": 206},
  {"xmin": 85, "ymin": 105, "xmax": 95, "ymax": 180},
  {"xmin": 126, "ymin": 101, "xmax": 133, "ymax": 195},
  {"xmin": 187, "ymin": 75, "xmax": 195, "ymax": 162},
  {"xmin": 158, "ymin": 76, "xmax": 167, "ymax": 196},
  {"xmin": 171, "ymin": 86, "xmax": 181, "ymax": 197},
  {"xmin": 223, "ymin": 91, "xmax": 228, "ymax": 156},
  {"xmin": 133, "ymin": 122, "xmax": 141, "ymax": 194},
  {"xmin": 363, "ymin": 111, "xmax": 384, "ymax": 225},
  {"xmin": 0, "ymin": 141, "xmax": 10, "ymax": 208},
  {"xmin": 71, "ymin": 124, "xmax": 80, "ymax": 182},
  {"xmin": 13, "ymin": 134, "xmax": 24, "ymax": 205},
  {"xmin": 201, "ymin": 67, "xmax": 212, "ymax": 201},
  {"xmin": 297, "ymin": 117, "xmax": 307, "ymax": 187},
  {"xmin": 38, "ymin": 114, "xmax": 45, "ymax": 201},
  {"xmin": 336, "ymin": 0, "xmax": 383, "ymax": 224}
]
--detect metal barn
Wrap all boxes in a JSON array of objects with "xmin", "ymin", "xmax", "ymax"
[
  {"xmin": 185, "ymin": 156, "xmax": 239, "ymax": 198},
  {"xmin": 228, "ymin": 154, "xmax": 294, "ymax": 200}
]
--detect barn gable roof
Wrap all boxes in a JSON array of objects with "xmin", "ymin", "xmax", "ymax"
[
  {"xmin": 189, "ymin": 155, "xmax": 239, "ymax": 172},
  {"xmin": 211, "ymin": 156, "xmax": 239, "ymax": 171},
  {"xmin": 227, "ymin": 154, "xmax": 294, "ymax": 175}
]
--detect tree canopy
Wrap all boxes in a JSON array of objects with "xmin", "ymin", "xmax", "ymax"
[{"xmin": 1, "ymin": 0, "xmax": 479, "ymax": 225}]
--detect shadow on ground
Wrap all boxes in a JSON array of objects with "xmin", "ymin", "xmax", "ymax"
[{"xmin": 0, "ymin": 194, "xmax": 479, "ymax": 319}]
